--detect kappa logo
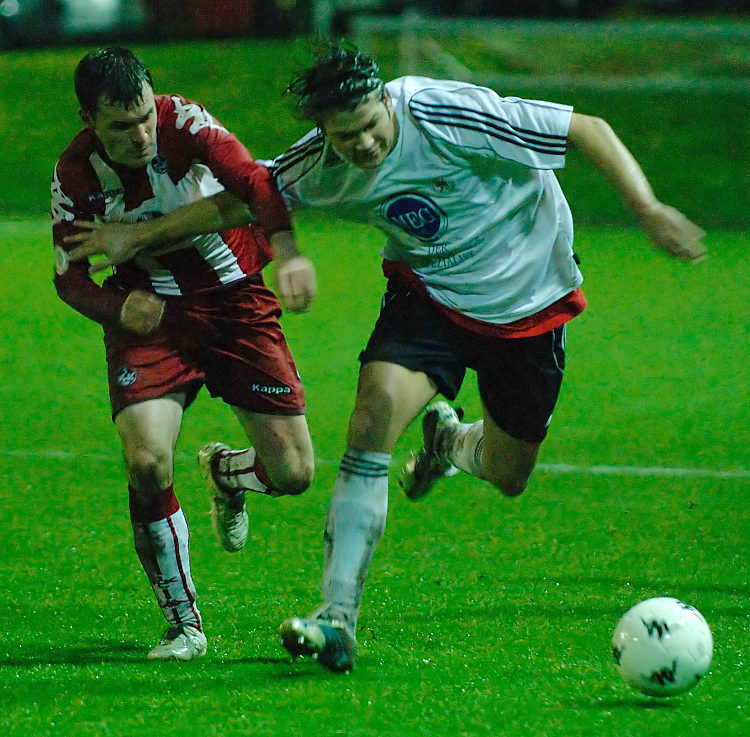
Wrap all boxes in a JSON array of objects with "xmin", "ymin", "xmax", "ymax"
[
  {"xmin": 116, "ymin": 367, "xmax": 137, "ymax": 387},
  {"xmin": 251, "ymin": 384, "xmax": 291, "ymax": 395},
  {"xmin": 381, "ymin": 193, "xmax": 447, "ymax": 242},
  {"xmin": 433, "ymin": 177, "xmax": 454, "ymax": 194}
]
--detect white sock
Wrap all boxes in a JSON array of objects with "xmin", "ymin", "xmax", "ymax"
[
  {"xmin": 444, "ymin": 420, "xmax": 484, "ymax": 478},
  {"xmin": 132, "ymin": 507, "xmax": 202, "ymax": 630},
  {"xmin": 321, "ymin": 448, "xmax": 391, "ymax": 636},
  {"xmin": 212, "ymin": 446, "xmax": 277, "ymax": 496}
]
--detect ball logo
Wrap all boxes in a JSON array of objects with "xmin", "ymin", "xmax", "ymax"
[{"xmin": 382, "ymin": 193, "xmax": 447, "ymax": 242}]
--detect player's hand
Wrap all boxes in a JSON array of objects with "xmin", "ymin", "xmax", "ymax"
[
  {"xmin": 274, "ymin": 255, "xmax": 317, "ymax": 312},
  {"xmin": 120, "ymin": 290, "xmax": 165, "ymax": 335},
  {"xmin": 64, "ymin": 220, "xmax": 144, "ymax": 272},
  {"xmin": 637, "ymin": 202, "xmax": 707, "ymax": 261}
]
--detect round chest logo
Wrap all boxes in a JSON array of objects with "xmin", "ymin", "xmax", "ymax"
[
  {"xmin": 151, "ymin": 155, "xmax": 169, "ymax": 174},
  {"xmin": 381, "ymin": 193, "xmax": 447, "ymax": 242},
  {"xmin": 116, "ymin": 367, "xmax": 138, "ymax": 387}
]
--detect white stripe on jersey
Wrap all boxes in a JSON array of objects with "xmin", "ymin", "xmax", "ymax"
[
  {"xmin": 51, "ymin": 163, "xmax": 75, "ymax": 225},
  {"xmin": 88, "ymin": 151, "xmax": 247, "ymax": 296}
]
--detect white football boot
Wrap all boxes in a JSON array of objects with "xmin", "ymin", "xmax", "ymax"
[
  {"xmin": 198, "ymin": 442, "xmax": 249, "ymax": 552},
  {"xmin": 147, "ymin": 624, "xmax": 207, "ymax": 661}
]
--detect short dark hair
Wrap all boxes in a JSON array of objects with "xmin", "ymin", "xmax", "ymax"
[
  {"xmin": 74, "ymin": 48, "xmax": 154, "ymax": 117},
  {"xmin": 285, "ymin": 43, "xmax": 384, "ymax": 122}
]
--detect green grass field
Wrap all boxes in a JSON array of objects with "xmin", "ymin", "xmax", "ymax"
[
  {"xmin": 1, "ymin": 28, "xmax": 749, "ymax": 737},
  {"xmin": 0, "ymin": 215, "xmax": 747, "ymax": 736}
]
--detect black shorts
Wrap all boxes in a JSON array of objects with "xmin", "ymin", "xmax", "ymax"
[{"xmin": 359, "ymin": 285, "xmax": 566, "ymax": 443}]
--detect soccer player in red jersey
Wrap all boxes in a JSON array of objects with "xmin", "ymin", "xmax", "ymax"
[{"xmin": 51, "ymin": 48, "xmax": 317, "ymax": 660}]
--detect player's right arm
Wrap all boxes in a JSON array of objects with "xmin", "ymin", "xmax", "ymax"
[
  {"xmin": 51, "ymin": 158, "xmax": 164, "ymax": 335},
  {"xmin": 567, "ymin": 112, "xmax": 707, "ymax": 261}
]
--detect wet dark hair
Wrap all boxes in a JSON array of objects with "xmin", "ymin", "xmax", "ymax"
[
  {"xmin": 74, "ymin": 47, "xmax": 154, "ymax": 117},
  {"xmin": 285, "ymin": 42, "xmax": 384, "ymax": 122}
]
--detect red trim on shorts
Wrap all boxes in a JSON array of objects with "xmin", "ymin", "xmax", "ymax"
[{"xmin": 382, "ymin": 259, "xmax": 586, "ymax": 338}]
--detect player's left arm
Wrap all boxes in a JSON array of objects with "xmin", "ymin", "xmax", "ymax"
[
  {"xmin": 567, "ymin": 112, "xmax": 706, "ymax": 261},
  {"xmin": 64, "ymin": 190, "xmax": 317, "ymax": 312},
  {"xmin": 64, "ymin": 191, "xmax": 254, "ymax": 271}
]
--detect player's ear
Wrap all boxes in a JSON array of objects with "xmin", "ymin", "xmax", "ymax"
[{"xmin": 79, "ymin": 108, "xmax": 95, "ymax": 129}]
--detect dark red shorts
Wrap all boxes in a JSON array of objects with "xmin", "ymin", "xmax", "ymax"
[{"xmin": 103, "ymin": 275, "xmax": 305, "ymax": 419}]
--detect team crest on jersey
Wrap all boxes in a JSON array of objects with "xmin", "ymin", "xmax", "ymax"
[
  {"xmin": 381, "ymin": 193, "xmax": 447, "ymax": 242},
  {"xmin": 151, "ymin": 155, "xmax": 169, "ymax": 173},
  {"xmin": 115, "ymin": 367, "xmax": 137, "ymax": 387},
  {"xmin": 433, "ymin": 178, "xmax": 454, "ymax": 194}
]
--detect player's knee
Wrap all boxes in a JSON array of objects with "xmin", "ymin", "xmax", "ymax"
[
  {"xmin": 275, "ymin": 467, "xmax": 313, "ymax": 496},
  {"xmin": 270, "ymin": 455, "xmax": 314, "ymax": 496},
  {"xmin": 125, "ymin": 447, "xmax": 173, "ymax": 492},
  {"xmin": 486, "ymin": 469, "xmax": 529, "ymax": 498},
  {"xmin": 348, "ymin": 393, "xmax": 395, "ymax": 449}
]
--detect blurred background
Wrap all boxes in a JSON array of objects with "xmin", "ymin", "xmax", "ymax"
[
  {"xmin": 1, "ymin": 0, "xmax": 748, "ymax": 46},
  {"xmin": 1, "ymin": 1, "xmax": 748, "ymax": 226}
]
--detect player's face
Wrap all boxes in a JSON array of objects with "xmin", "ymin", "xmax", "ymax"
[
  {"xmin": 81, "ymin": 83, "xmax": 157, "ymax": 169},
  {"xmin": 321, "ymin": 91, "xmax": 398, "ymax": 169}
]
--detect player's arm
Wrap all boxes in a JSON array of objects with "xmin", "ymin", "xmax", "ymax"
[
  {"xmin": 54, "ymin": 224, "xmax": 164, "ymax": 336},
  {"xmin": 64, "ymin": 190, "xmax": 254, "ymax": 270},
  {"xmin": 65, "ymin": 190, "xmax": 316, "ymax": 312},
  {"xmin": 567, "ymin": 112, "xmax": 706, "ymax": 261},
  {"xmin": 268, "ymin": 228, "xmax": 317, "ymax": 312}
]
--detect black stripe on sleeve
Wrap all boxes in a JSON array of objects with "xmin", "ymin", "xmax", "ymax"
[
  {"xmin": 411, "ymin": 100, "xmax": 567, "ymax": 155},
  {"xmin": 271, "ymin": 134, "xmax": 326, "ymax": 190}
]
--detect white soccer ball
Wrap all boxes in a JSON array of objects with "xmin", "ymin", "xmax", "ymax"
[{"xmin": 611, "ymin": 596, "xmax": 713, "ymax": 697}]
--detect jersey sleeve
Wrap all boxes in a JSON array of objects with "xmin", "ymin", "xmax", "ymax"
[
  {"xmin": 408, "ymin": 82, "xmax": 572, "ymax": 170},
  {"xmin": 260, "ymin": 128, "xmax": 326, "ymax": 209},
  {"xmin": 51, "ymin": 157, "xmax": 127, "ymax": 326},
  {"xmin": 158, "ymin": 95, "xmax": 292, "ymax": 234}
]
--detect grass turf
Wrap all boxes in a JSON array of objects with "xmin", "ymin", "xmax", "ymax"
[{"xmin": 0, "ymin": 216, "xmax": 747, "ymax": 736}]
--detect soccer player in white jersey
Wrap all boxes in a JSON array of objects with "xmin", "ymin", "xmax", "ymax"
[
  {"xmin": 51, "ymin": 48, "xmax": 317, "ymax": 661},
  {"xmin": 62, "ymin": 45, "xmax": 706, "ymax": 672},
  {"xmin": 265, "ymin": 45, "xmax": 705, "ymax": 672}
]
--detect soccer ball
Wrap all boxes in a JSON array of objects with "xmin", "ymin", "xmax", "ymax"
[{"xmin": 611, "ymin": 596, "xmax": 713, "ymax": 697}]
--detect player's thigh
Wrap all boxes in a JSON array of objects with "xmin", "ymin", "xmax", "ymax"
[
  {"xmin": 232, "ymin": 408, "xmax": 314, "ymax": 486},
  {"xmin": 473, "ymin": 326, "xmax": 566, "ymax": 495},
  {"xmin": 479, "ymin": 402, "xmax": 540, "ymax": 497},
  {"xmin": 198, "ymin": 279, "xmax": 306, "ymax": 415},
  {"xmin": 349, "ymin": 360, "xmax": 438, "ymax": 452},
  {"xmin": 115, "ymin": 393, "xmax": 186, "ymax": 486}
]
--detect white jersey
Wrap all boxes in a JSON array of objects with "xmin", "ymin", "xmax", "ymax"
[{"xmin": 267, "ymin": 76, "xmax": 583, "ymax": 325}]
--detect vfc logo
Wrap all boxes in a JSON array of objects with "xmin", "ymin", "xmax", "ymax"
[{"xmin": 381, "ymin": 193, "xmax": 447, "ymax": 242}]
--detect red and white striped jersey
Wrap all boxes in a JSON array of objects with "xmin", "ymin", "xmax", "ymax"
[
  {"xmin": 267, "ymin": 76, "xmax": 584, "ymax": 330},
  {"xmin": 52, "ymin": 94, "xmax": 290, "ymax": 325}
]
